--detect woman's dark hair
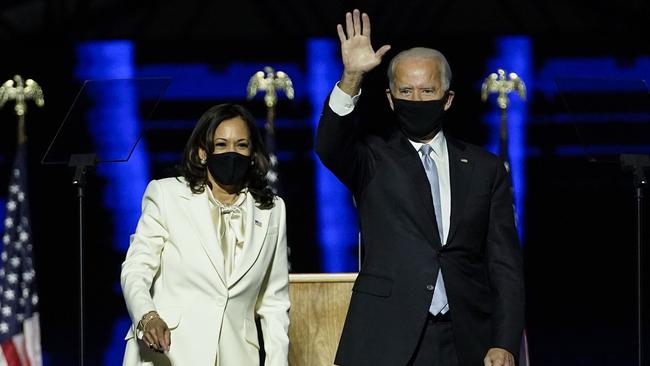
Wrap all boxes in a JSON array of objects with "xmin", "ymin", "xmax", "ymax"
[{"xmin": 178, "ymin": 103, "xmax": 275, "ymax": 209}]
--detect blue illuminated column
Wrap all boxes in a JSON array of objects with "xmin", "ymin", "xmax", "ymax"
[
  {"xmin": 76, "ymin": 41, "xmax": 150, "ymax": 366},
  {"xmin": 485, "ymin": 36, "xmax": 532, "ymax": 239},
  {"xmin": 75, "ymin": 41, "xmax": 150, "ymax": 253},
  {"xmin": 307, "ymin": 38, "xmax": 359, "ymax": 272}
]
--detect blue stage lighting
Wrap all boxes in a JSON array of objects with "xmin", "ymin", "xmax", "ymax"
[
  {"xmin": 75, "ymin": 41, "xmax": 150, "ymax": 253},
  {"xmin": 485, "ymin": 36, "xmax": 532, "ymax": 239},
  {"xmin": 307, "ymin": 38, "xmax": 359, "ymax": 272}
]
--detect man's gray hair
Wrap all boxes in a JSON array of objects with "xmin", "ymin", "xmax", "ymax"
[{"xmin": 387, "ymin": 47, "xmax": 452, "ymax": 92}]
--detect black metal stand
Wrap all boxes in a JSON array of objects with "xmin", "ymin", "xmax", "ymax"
[
  {"xmin": 620, "ymin": 154, "xmax": 649, "ymax": 366},
  {"xmin": 68, "ymin": 153, "xmax": 96, "ymax": 366}
]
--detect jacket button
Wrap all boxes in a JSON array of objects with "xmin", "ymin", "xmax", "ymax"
[
  {"xmin": 426, "ymin": 285, "xmax": 434, "ymax": 291},
  {"xmin": 437, "ymin": 251, "xmax": 443, "ymax": 257}
]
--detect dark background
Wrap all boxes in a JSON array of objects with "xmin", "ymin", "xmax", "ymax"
[{"xmin": 1, "ymin": 1, "xmax": 650, "ymax": 365}]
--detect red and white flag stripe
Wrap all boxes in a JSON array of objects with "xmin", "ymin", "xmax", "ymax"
[{"xmin": 0, "ymin": 313, "xmax": 42, "ymax": 366}]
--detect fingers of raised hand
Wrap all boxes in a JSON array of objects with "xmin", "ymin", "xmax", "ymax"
[
  {"xmin": 337, "ymin": 24, "xmax": 346, "ymax": 43},
  {"xmin": 340, "ymin": 9, "xmax": 369, "ymax": 39},
  {"xmin": 376, "ymin": 45, "xmax": 391, "ymax": 60},
  {"xmin": 353, "ymin": 9, "xmax": 361, "ymax": 36},
  {"xmin": 345, "ymin": 11, "xmax": 354, "ymax": 38},
  {"xmin": 362, "ymin": 12, "xmax": 371, "ymax": 37}
]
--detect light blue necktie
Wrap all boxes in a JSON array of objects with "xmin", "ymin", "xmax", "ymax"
[{"xmin": 420, "ymin": 144, "xmax": 449, "ymax": 315}]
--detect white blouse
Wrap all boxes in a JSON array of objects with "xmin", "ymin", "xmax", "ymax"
[{"xmin": 207, "ymin": 188, "xmax": 248, "ymax": 278}]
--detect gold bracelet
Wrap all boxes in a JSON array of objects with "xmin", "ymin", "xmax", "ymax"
[{"xmin": 138, "ymin": 311, "xmax": 160, "ymax": 332}]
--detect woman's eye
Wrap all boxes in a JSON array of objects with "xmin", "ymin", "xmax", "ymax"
[
  {"xmin": 215, "ymin": 142, "xmax": 226, "ymax": 147},
  {"xmin": 238, "ymin": 144, "xmax": 249, "ymax": 149}
]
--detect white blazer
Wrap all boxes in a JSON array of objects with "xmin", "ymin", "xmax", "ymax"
[{"xmin": 121, "ymin": 178, "xmax": 290, "ymax": 366}]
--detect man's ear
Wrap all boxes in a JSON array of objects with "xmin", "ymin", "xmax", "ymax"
[
  {"xmin": 444, "ymin": 91, "xmax": 455, "ymax": 111},
  {"xmin": 385, "ymin": 89, "xmax": 395, "ymax": 111}
]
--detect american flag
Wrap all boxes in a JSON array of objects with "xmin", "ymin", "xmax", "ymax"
[
  {"xmin": 498, "ymin": 119, "xmax": 530, "ymax": 366},
  {"xmin": 265, "ymin": 124, "xmax": 280, "ymax": 195},
  {"xmin": 0, "ymin": 144, "xmax": 42, "ymax": 366},
  {"xmin": 263, "ymin": 121, "xmax": 292, "ymax": 270}
]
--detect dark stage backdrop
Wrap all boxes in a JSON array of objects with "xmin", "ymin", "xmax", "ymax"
[{"xmin": 1, "ymin": 1, "xmax": 650, "ymax": 365}]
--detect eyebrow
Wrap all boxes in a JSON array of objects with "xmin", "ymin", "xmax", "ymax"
[
  {"xmin": 214, "ymin": 138, "xmax": 250, "ymax": 142},
  {"xmin": 399, "ymin": 86, "xmax": 437, "ymax": 91}
]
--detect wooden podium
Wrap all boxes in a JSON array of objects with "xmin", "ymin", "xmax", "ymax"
[{"xmin": 288, "ymin": 273, "xmax": 357, "ymax": 366}]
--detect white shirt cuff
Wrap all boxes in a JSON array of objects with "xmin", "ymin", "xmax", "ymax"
[{"xmin": 328, "ymin": 83, "xmax": 361, "ymax": 116}]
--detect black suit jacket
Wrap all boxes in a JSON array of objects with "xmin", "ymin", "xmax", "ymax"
[{"xmin": 315, "ymin": 101, "xmax": 525, "ymax": 366}]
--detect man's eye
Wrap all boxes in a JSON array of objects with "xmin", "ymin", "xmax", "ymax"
[{"xmin": 400, "ymin": 90, "xmax": 412, "ymax": 94}]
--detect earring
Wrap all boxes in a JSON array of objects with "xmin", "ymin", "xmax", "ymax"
[{"xmin": 200, "ymin": 159, "xmax": 207, "ymax": 165}]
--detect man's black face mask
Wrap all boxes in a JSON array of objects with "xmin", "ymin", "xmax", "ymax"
[{"xmin": 391, "ymin": 93, "xmax": 448, "ymax": 141}]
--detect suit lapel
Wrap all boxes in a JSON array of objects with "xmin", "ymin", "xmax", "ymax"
[
  {"xmin": 178, "ymin": 189, "xmax": 227, "ymax": 286},
  {"xmin": 447, "ymin": 138, "xmax": 474, "ymax": 245},
  {"xmin": 389, "ymin": 133, "xmax": 441, "ymax": 248},
  {"xmin": 228, "ymin": 192, "xmax": 270, "ymax": 288}
]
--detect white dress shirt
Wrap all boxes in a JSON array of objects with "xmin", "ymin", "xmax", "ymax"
[
  {"xmin": 409, "ymin": 136, "xmax": 451, "ymax": 245},
  {"xmin": 328, "ymin": 84, "xmax": 451, "ymax": 245}
]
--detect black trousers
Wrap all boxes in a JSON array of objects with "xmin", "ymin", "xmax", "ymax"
[{"xmin": 407, "ymin": 313, "xmax": 460, "ymax": 366}]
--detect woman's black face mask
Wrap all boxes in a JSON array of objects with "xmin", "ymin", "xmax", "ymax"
[
  {"xmin": 391, "ymin": 93, "xmax": 449, "ymax": 141},
  {"xmin": 206, "ymin": 152, "xmax": 251, "ymax": 186}
]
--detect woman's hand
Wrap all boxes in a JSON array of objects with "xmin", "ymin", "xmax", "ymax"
[
  {"xmin": 140, "ymin": 313, "xmax": 171, "ymax": 353},
  {"xmin": 484, "ymin": 348, "xmax": 515, "ymax": 366}
]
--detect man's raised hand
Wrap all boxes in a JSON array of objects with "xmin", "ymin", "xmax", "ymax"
[{"xmin": 336, "ymin": 9, "xmax": 391, "ymax": 95}]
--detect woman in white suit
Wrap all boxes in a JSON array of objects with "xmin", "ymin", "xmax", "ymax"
[{"xmin": 121, "ymin": 103, "xmax": 290, "ymax": 366}]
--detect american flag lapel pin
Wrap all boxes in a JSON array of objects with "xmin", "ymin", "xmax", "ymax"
[{"xmin": 255, "ymin": 219, "xmax": 262, "ymax": 227}]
